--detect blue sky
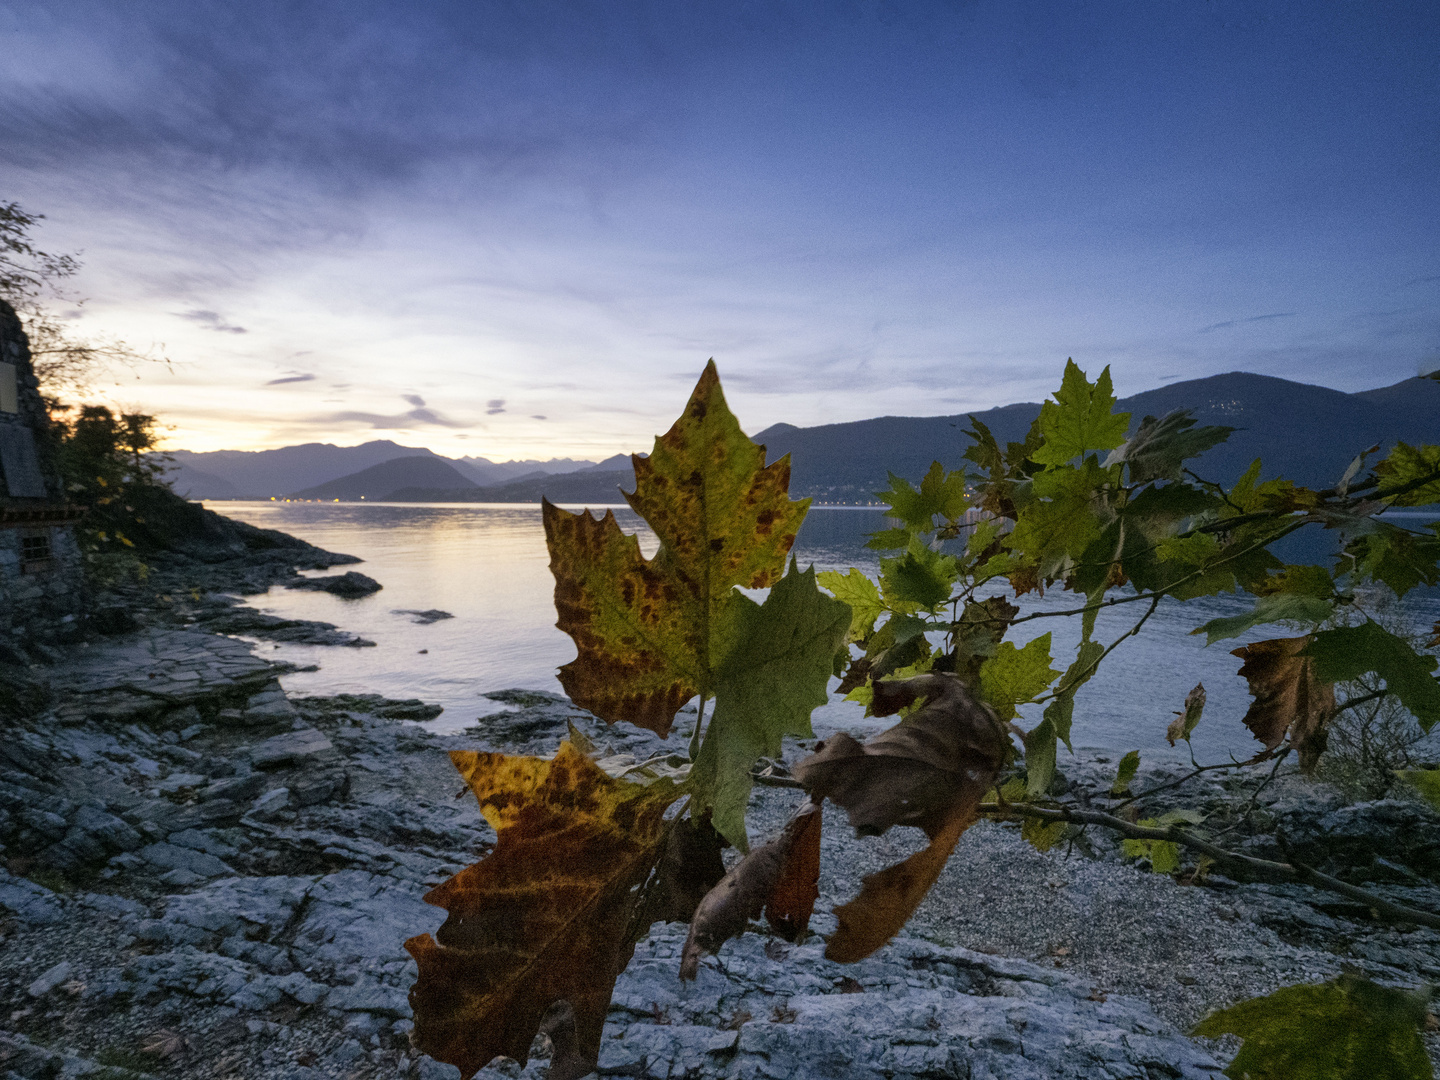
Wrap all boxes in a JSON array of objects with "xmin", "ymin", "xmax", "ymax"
[{"xmin": 2, "ymin": 0, "xmax": 1436, "ymax": 457}]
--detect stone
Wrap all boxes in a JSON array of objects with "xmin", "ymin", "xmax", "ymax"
[
  {"xmin": 158, "ymin": 772, "xmax": 208, "ymax": 794},
  {"xmin": 393, "ymin": 608, "xmax": 453, "ymax": 624},
  {"xmin": 327, "ymin": 980, "xmax": 411, "ymax": 1018},
  {"xmin": 247, "ymin": 788, "xmax": 293, "ymax": 821},
  {"xmin": 244, "ymin": 682, "xmax": 300, "ymax": 723},
  {"xmin": 252, "ymin": 727, "xmax": 334, "ymax": 769},
  {"xmin": 140, "ymin": 841, "xmax": 234, "ymax": 878},
  {"xmin": 416, "ymin": 1058, "xmax": 463, "ymax": 1080},
  {"xmin": 286, "ymin": 571, "xmax": 382, "ymax": 598},
  {"xmin": 27, "ymin": 960, "xmax": 73, "ymax": 997}
]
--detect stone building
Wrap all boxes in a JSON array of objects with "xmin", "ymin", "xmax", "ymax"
[{"xmin": 0, "ymin": 299, "xmax": 85, "ymax": 642}]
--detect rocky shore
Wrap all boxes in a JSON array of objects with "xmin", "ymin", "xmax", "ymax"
[{"xmin": 2, "ymin": 531, "xmax": 1438, "ymax": 1078}]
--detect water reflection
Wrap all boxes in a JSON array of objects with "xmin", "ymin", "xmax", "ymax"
[{"xmin": 210, "ymin": 502, "xmax": 1438, "ymax": 758}]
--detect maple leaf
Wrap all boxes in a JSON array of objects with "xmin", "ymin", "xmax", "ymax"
[
  {"xmin": 1341, "ymin": 524, "xmax": 1440, "ymax": 599},
  {"xmin": 1303, "ymin": 620, "xmax": 1440, "ymax": 732},
  {"xmin": 977, "ymin": 633, "xmax": 1060, "ymax": 721},
  {"xmin": 1373, "ymin": 442, "xmax": 1440, "ymax": 507},
  {"xmin": 879, "ymin": 535, "xmax": 959, "ymax": 611},
  {"xmin": 817, "ymin": 568, "xmax": 884, "ymax": 642},
  {"xmin": 1193, "ymin": 594, "xmax": 1334, "ymax": 646},
  {"xmin": 875, "ymin": 462, "xmax": 968, "ymax": 531},
  {"xmin": 544, "ymin": 360, "xmax": 809, "ymax": 737},
  {"xmin": 1231, "ymin": 636, "xmax": 1337, "ymax": 770},
  {"xmin": 792, "ymin": 673, "xmax": 1008, "ymax": 962},
  {"xmin": 1191, "ymin": 975, "xmax": 1435, "ymax": 1080},
  {"xmin": 1007, "ymin": 458, "xmax": 1117, "ymax": 579},
  {"xmin": 679, "ymin": 800, "xmax": 822, "ymax": 979},
  {"xmin": 690, "ymin": 561, "xmax": 852, "ymax": 849},
  {"xmin": 405, "ymin": 743, "xmax": 680, "ymax": 1080},
  {"xmin": 1396, "ymin": 769, "xmax": 1440, "ymax": 812},
  {"xmin": 948, "ymin": 596, "xmax": 1019, "ymax": 684},
  {"xmin": 1102, "ymin": 409, "xmax": 1233, "ymax": 484},
  {"xmin": 1030, "ymin": 360, "xmax": 1131, "ymax": 466}
]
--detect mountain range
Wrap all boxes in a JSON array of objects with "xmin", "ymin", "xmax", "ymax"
[{"xmin": 166, "ymin": 371, "xmax": 1439, "ymax": 505}]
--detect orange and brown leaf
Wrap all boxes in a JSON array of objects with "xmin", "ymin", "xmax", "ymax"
[
  {"xmin": 543, "ymin": 361, "xmax": 809, "ymax": 737},
  {"xmin": 792, "ymin": 673, "xmax": 1008, "ymax": 962},
  {"xmin": 405, "ymin": 743, "xmax": 680, "ymax": 1080},
  {"xmin": 680, "ymin": 800, "xmax": 822, "ymax": 979},
  {"xmin": 543, "ymin": 502, "xmax": 700, "ymax": 736},
  {"xmin": 1232, "ymin": 636, "xmax": 1337, "ymax": 771}
]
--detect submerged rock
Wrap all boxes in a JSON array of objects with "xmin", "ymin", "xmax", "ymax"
[{"xmin": 286, "ymin": 571, "xmax": 383, "ymax": 598}]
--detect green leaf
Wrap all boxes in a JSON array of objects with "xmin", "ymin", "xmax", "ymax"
[
  {"xmin": 544, "ymin": 362, "xmax": 808, "ymax": 736},
  {"xmin": 1045, "ymin": 639, "xmax": 1105, "ymax": 751},
  {"xmin": 1031, "ymin": 360, "xmax": 1131, "ymax": 466},
  {"xmin": 1021, "ymin": 815, "xmax": 1067, "ymax": 853},
  {"xmin": 1008, "ymin": 458, "xmax": 1115, "ymax": 579},
  {"xmin": 1396, "ymin": 769, "xmax": 1440, "ymax": 811},
  {"xmin": 1148, "ymin": 840, "xmax": 1180, "ymax": 874},
  {"xmin": 1193, "ymin": 594, "xmax": 1335, "ymax": 646},
  {"xmin": 875, "ymin": 462, "xmax": 968, "ymax": 531},
  {"xmin": 1111, "ymin": 750, "xmax": 1140, "ymax": 795},
  {"xmin": 1374, "ymin": 442, "xmax": 1440, "ymax": 507},
  {"xmin": 1103, "ymin": 409, "xmax": 1234, "ymax": 485},
  {"xmin": 1024, "ymin": 718, "xmax": 1057, "ymax": 796},
  {"xmin": 1191, "ymin": 975, "xmax": 1435, "ymax": 1080},
  {"xmin": 978, "ymin": 634, "xmax": 1060, "ymax": 720},
  {"xmin": 1342, "ymin": 524, "xmax": 1440, "ymax": 598},
  {"xmin": 817, "ymin": 568, "xmax": 882, "ymax": 642},
  {"xmin": 693, "ymin": 561, "xmax": 853, "ymax": 849},
  {"xmin": 949, "ymin": 596, "xmax": 1019, "ymax": 684},
  {"xmin": 864, "ymin": 526, "xmax": 913, "ymax": 551},
  {"xmin": 1303, "ymin": 620, "xmax": 1440, "ymax": 732},
  {"xmin": 1251, "ymin": 564, "xmax": 1334, "ymax": 599},
  {"xmin": 879, "ymin": 535, "xmax": 959, "ymax": 612}
]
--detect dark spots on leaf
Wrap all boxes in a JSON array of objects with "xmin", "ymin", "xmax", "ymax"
[{"xmin": 710, "ymin": 538, "xmax": 724, "ymax": 553}]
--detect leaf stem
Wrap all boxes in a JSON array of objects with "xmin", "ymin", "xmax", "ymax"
[
  {"xmin": 983, "ymin": 800, "xmax": 1440, "ymax": 931},
  {"xmin": 688, "ymin": 696, "xmax": 707, "ymax": 762}
]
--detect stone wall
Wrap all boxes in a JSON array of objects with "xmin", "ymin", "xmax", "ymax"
[{"xmin": 0, "ymin": 299, "xmax": 87, "ymax": 641}]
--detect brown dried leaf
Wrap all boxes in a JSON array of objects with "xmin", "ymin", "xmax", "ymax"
[
  {"xmin": 1231, "ymin": 636, "xmax": 1336, "ymax": 770},
  {"xmin": 139, "ymin": 1029, "xmax": 184, "ymax": 1059},
  {"xmin": 1165, "ymin": 683, "xmax": 1206, "ymax": 746},
  {"xmin": 763, "ymin": 799, "xmax": 822, "ymax": 941},
  {"xmin": 680, "ymin": 800, "xmax": 821, "ymax": 979},
  {"xmin": 405, "ymin": 743, "xmax": 679, "ymax": 1080},
  {"xmin": 1426, "ymin": 619, "xmax": 1440, "ymax": 650},
  {"xmin": 630, "ymin": 813, "xmax": 727, "ymax": 932},
  {"xmin": 792, "ymin": 673, "xmax": 1008, "ymax": 962}
]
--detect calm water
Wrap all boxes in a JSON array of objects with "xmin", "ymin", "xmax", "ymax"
[{"xmin": 210, "ymin": 502, "xmax": 1440, "ymax": 759}]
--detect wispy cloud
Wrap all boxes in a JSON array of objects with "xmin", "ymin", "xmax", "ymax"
[
  {"xmin": 308, "ymin": 406, "xmax": 472, "ymax": 430},
  {"xmin": 403, "ymin": 394, "xmax": 426, "ymax": 407},
  {"xmin": 266, "ymin": 372, "xmax": 315, "ymax": 385},
  {"xmin": 1198, "ymin": 313, "xmax": 1297, "ymax": 334},
  {"xmin": 178, "ymin": 309, "xmax": 247, "ymax": 333},
  {"xmin": 486, "ymin": 398, "xmax": 506, "ymax": 415}
]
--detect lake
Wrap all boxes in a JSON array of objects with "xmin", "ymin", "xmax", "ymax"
[{"xmin": 209, "ymin": 501, "xmax": 1440, "ymax": 760}]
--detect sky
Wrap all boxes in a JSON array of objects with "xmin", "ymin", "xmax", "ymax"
[{"xmin": 1, "ymin": 0, "xmax": 1437, "ymax": 459}]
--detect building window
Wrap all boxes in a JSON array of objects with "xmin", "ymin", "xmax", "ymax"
[{"xmin": 20, "ymin": 531, "xmax": 53, "ymax": 573}]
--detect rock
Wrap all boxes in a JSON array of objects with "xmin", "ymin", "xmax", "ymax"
[
  {"xmin": 251, "ymin": 727, "xmax": 334, "ymax": 769},
  {"xmin": 483, "ymin": 688, "xmax": 566, "ymax": 708},
  {"xmin": 393, "ymin": 608, "xmax": 453, "ymax": 624},
  {"xmin": 157, "ymin": 772, "xmax": 209, "ymax": 794},
  {"xmin": 140, "ymin": 841, "xmax": 234, "ymax": 879},
  {"xmin": 286, "ymin": 571, "xmax": 383, "ymax": 599},
  {"xmin": 27, "ymin": 960, "xmax": 73, "ymax": 997},
  {"xmin": 244, "ymin": 683, "xmax": 301, "ymax": 724},
  {"xmin": 416, "ymin": 1058, "xmax": 463, "ymax": 1080},
  {"xmin": 247, "ymin": 788, "xmax": 293, "ymax": 822}
]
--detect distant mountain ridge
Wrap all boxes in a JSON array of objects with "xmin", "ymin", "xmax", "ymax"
[
  {"xmin": 164, "ymin": 440, "xmax": 599, "ymax": 499},
  {"xmin": 167, "ymin": 372, "xmax": 1438, "ymax": 504},
  {"xmin": 754, "ymin": 372, "xmax": 1440, "ymax": 501}
]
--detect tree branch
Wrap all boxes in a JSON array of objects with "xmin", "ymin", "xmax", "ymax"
[{"xmin": 984, "ymin": 800, "xmax": 1440, "ymax": 931}]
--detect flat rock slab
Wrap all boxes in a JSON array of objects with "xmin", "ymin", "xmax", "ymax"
[
  {"xmin": 48, "ymin": 629, "xmax": 275, "ymax": 721},
  {"xmin": 448, "ymin": 918, "xmax": 1225, "ymax": 1080},
  {"xmin": 286, "ymin": 571, "xmax": 382, "ymax": 598},
  {"xmin": 252, "ymin": 727, "xmax": 333, "ymax": 768}
]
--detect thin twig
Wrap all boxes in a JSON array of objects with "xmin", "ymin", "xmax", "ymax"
[
  {"xmin": 1109, "ymin": 758, "xmax": 1246, "ymax": 812},
  {"xmin": 983, "ymin": 800, "xmax": 1440, "ymax": 931}
]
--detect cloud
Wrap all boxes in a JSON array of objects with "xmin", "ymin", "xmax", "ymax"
[
  {"xmin": 309, "ymin": 405, "xmax": 472, "ymax": 429},
  {"xmin": 403, "ymin": 393, "xmax": 426, "ymax": 407},
  {"xmin": 531, "ymin": 414, "xmax": 547, "ymax": 420},
  {"xmin": 486, "ymin": 398, "xmax": 506, "ymax": 415},
  {"xmin": 178, "ymin": 309, "xmax": 247, "ymax": 333},
  {"xmin": 1198, "ymin": 313, "xmax": 1297, "ymax": 334},
  {"xmin": 266, "ymin": 372, "xmax": 316, "ymax": 385}
]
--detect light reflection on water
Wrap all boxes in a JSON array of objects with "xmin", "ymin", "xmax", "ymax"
[{"xmin": 209, "ymin": 502, "xmax": 1438, "ymax": 758}]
